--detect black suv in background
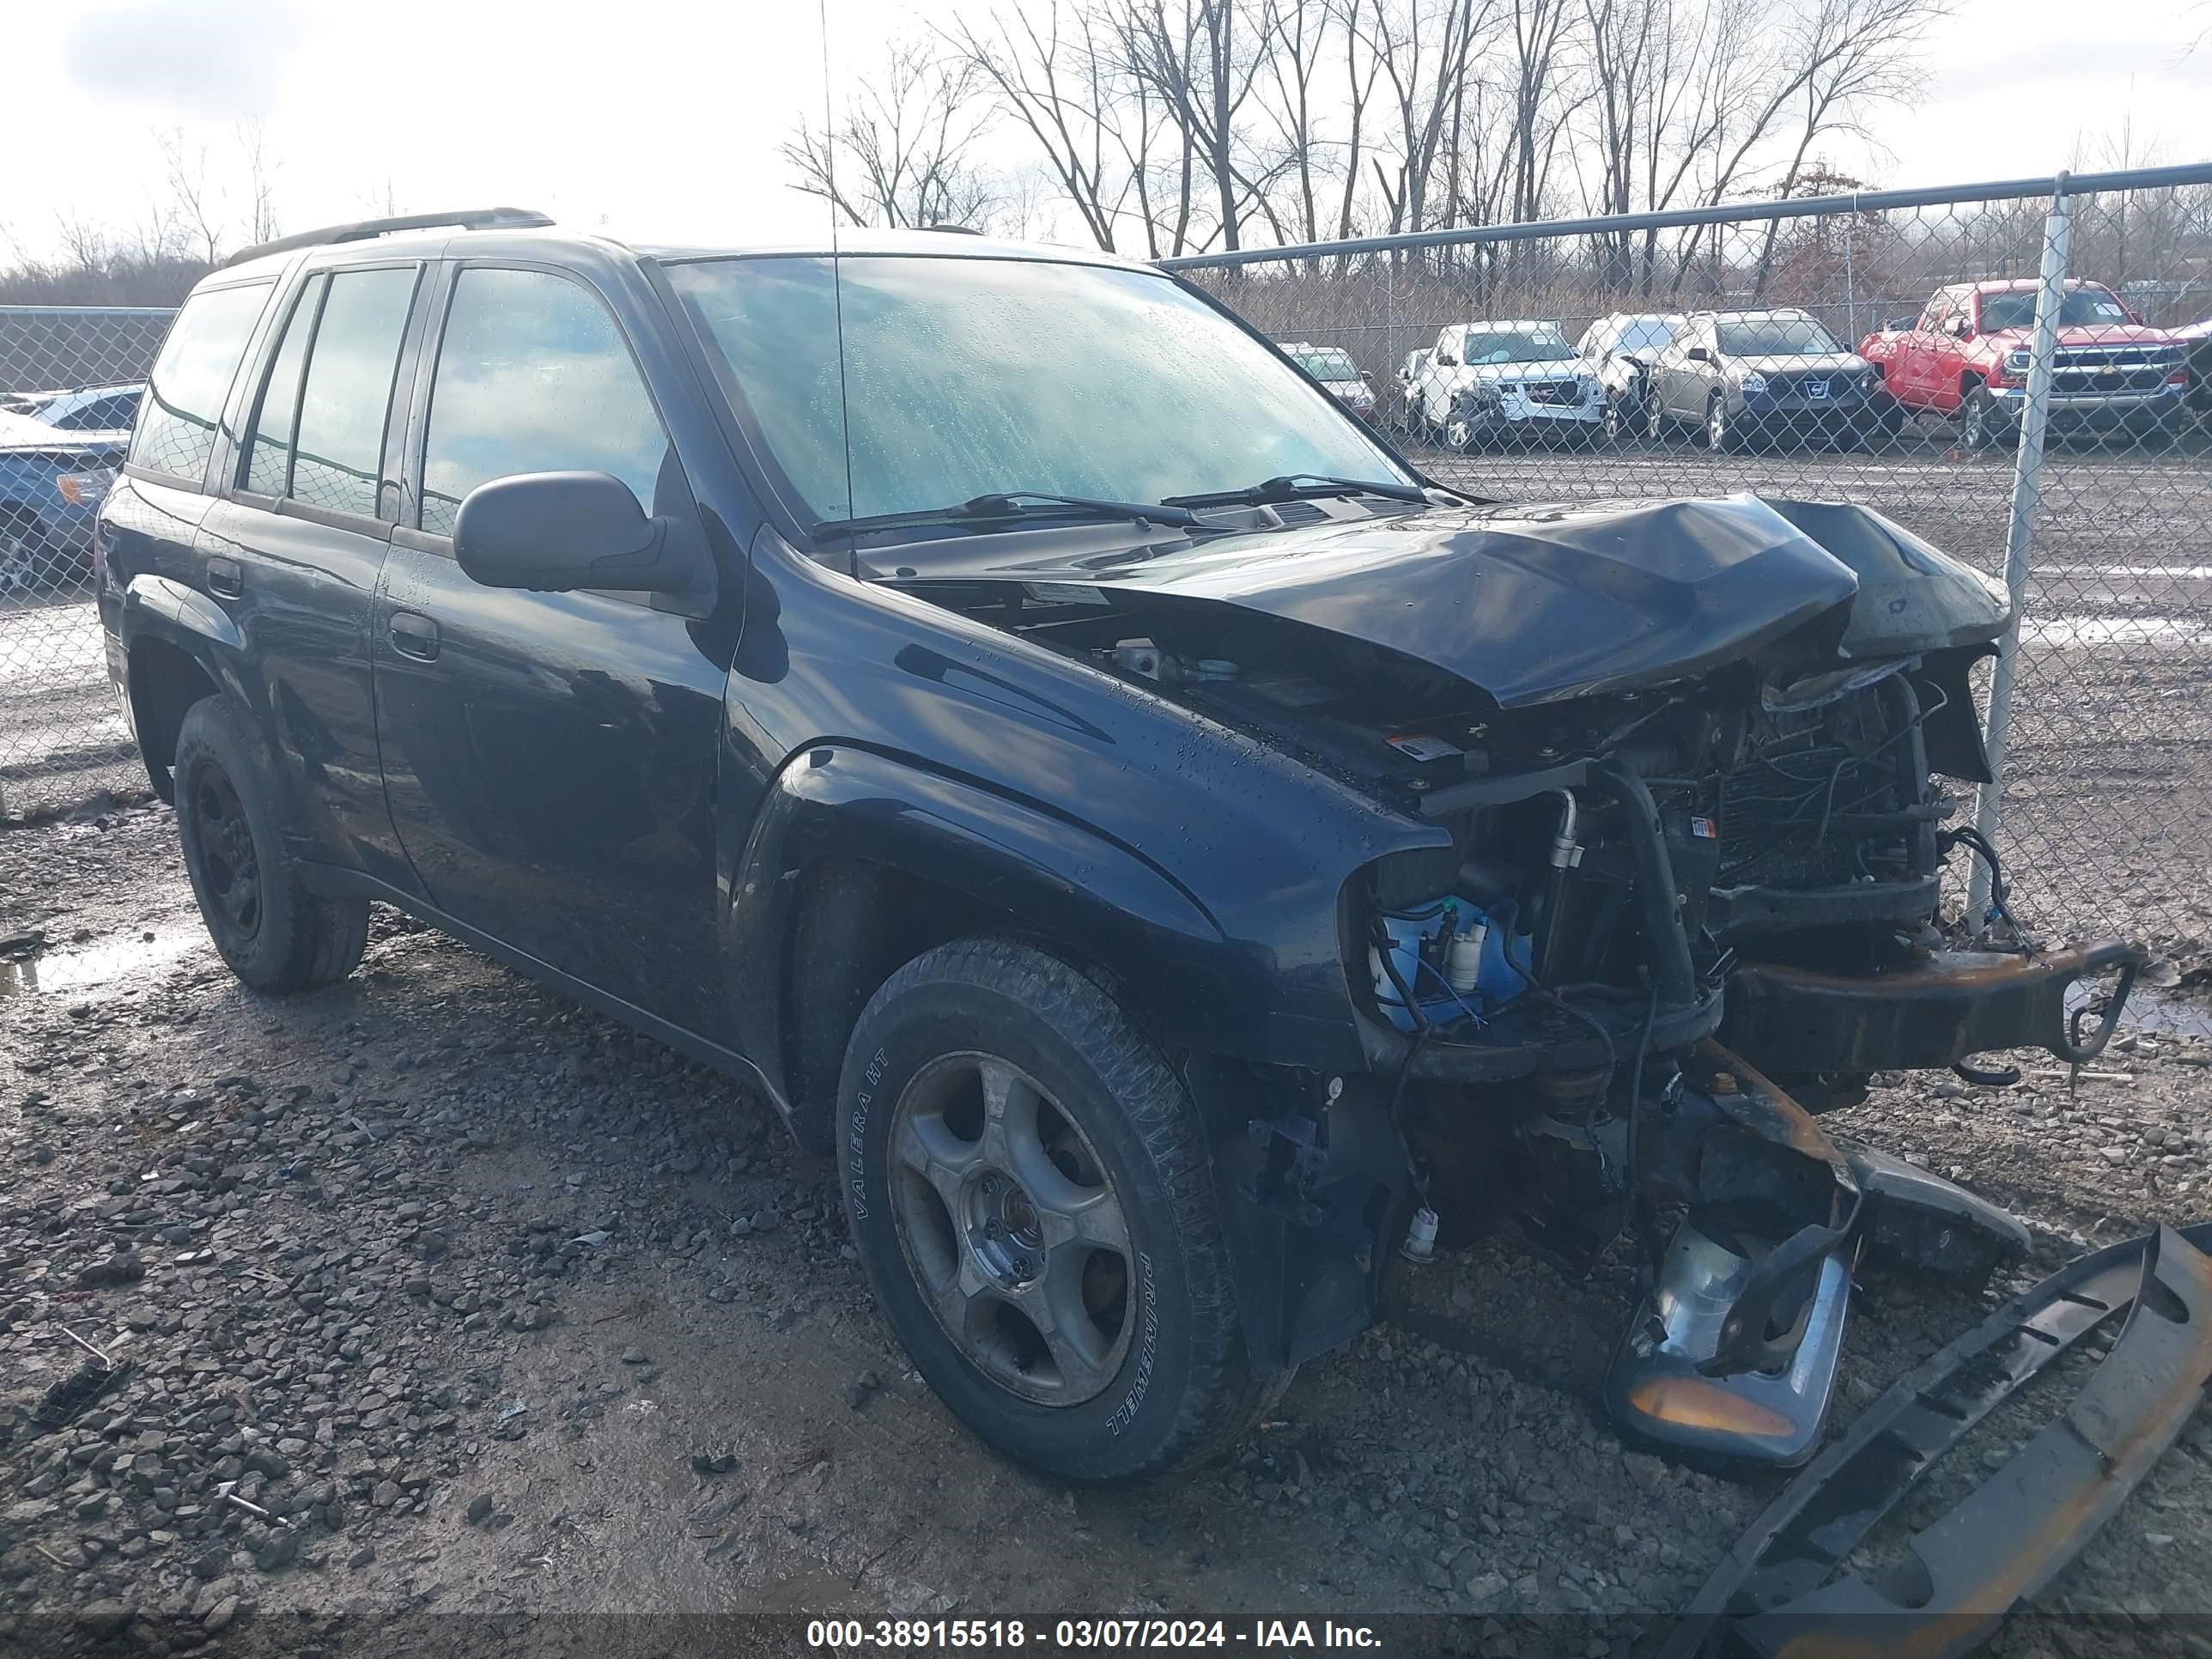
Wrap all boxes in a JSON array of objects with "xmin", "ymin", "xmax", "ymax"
[{"xmin": 100, "ymin": 210, "xmax": 2137, "ymax": 1484}]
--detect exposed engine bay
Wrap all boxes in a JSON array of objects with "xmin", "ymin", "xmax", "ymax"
[{"xmin": 896, "ymin": 493, "xmax": 2148, "ymax": 1471}]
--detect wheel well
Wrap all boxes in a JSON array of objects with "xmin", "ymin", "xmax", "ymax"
[
  {"xmin": 1961, "ymin": 371, "xmax": 1984, "ymax": 395},
  {"xmin": 126, "ymin": 636, "xmax": 220, "ymax": 801},
  {"xmin": 781, "ymin": 857, "xmax": 1024, "ymax": 1155}
]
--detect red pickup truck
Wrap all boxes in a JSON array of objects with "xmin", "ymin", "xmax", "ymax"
[{"xmin": 1860, "ymin": 279, "xmax": 2189, "ymax": 450}]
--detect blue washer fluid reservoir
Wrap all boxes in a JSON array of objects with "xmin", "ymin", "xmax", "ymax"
[{"xmin": 1369, "ymin": 898, "xmax": 1530, "ymax": 1031}]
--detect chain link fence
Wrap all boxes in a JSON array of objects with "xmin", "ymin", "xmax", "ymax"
[
  {"xmin": 1169, "ymin": 165, "xmax": 2212, "ymax": 969},
  {"xmin": 1, "ymin": 305, "xmax": 171, "ymax": 818}
]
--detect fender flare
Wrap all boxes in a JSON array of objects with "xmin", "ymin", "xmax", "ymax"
[
  {"xmin": 115, "ymin": 575, "xmax": 252, "ymax": 783},
  {"xmin": 722, "ymin": 743, "xmax": 1249, "ymax": 1116}
]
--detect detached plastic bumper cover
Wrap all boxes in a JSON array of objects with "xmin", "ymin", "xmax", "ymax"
[{"xmin": 1661, "ymin": 1221, "xmax": 2212, "ymax": 1659}]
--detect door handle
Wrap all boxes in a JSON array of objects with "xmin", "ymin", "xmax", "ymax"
[
  {"xmin": 206, "ymin": 557, "xmax": 243, "ymax": 599},
  {"xmin": 389, "ymin": 611, "xmax": 441, "ymax": 662}
]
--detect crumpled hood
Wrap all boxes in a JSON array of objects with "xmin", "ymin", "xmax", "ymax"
[{"xmin": 916, "ymin": 494, "xmax": 2011, "ymax": 709}]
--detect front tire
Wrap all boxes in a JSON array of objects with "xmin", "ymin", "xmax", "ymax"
[
  {"xmin": 836, "ymin": 938, "xmax": 1262, "ymax": 1482},
  {"xmin": 0, "ymin": 507, "xmax": 50, "ymax": 600},
  {"xmin": 1705, "ymin": 393, "xmax": 1738, "ymax": 452},
  {"xmin": 1964, "ymin": 384, "xmax": 2015, "ymax": 453},
  {"xmin": 173, "ymin": 696, "xmax": 369, "ymax": 994}
]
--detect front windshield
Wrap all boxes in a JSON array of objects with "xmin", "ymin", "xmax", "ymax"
[
  {"xmin": 1290, "ymin": 347, "xmax": 1359, "ymax": 382},
  {"xmin": 1978, "ymin": 288, "xmax": 2132, "ymax": 332},
  {"xmin": 669, "ymin": 256, "xmax": 1411, "ymax": 526},
  {"xmin": 1460, "ymin": 331, "xmax": 1576, "ymax": 365},
  {"xmin": 1614, "ymin": 319, "xmax": 1678, "ymax": 355},
  {"xmin": 1716, "ymin": 317, "xmax": 1843, "ymax": 357}
]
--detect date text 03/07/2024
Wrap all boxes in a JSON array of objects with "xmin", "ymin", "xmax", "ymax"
[{"xmin": 803, "ymin": 1618, "xmax": 1384, "ymax": 1649}]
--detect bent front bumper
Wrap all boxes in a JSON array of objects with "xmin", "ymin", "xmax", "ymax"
[{"xmin": 1721, "ymin": 938, "xmax": 2147, "ymax": 1075}]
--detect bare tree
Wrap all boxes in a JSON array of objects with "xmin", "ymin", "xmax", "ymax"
[
  {"xmin": 1746, "ymin": 0, "xmax": 1950, "ymax": 295},
  {"xmin": 1123, "ymin": 0, "xmax": 1278, "ymax": 252},
  {"xmin": 945, "ymin": 2, "xmax": 1151, "ymax": 250},
  {"xmin": 238, "ymin": 118, "xmax": 280, "ymax": 246},
  {"xmin": 157, "ymin": 127, "xmax": 226, "ymax": 265},
  {"xmin": 1358, "ymin": 0, "xmax": 1492, "ymax": 239},
  {"xmin": 783, "ymin": 43, "xmax": 999, "ymax": 229}
]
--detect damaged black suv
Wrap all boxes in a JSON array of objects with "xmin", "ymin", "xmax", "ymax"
[{"xmin": 100, "ymin": 210, "xmax": 2142, "ymax": 1483}]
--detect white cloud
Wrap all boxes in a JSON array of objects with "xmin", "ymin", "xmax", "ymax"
[{"xmin": 62, "ymin": 0, "xmax": 315, "ymax": 120}]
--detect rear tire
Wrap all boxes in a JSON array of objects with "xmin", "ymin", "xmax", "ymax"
[
  {"xmin": 173, "ymin": 696, "xmax": 369, "ymax": 994},
  {"xmin": 836, "ymin": 937, "xmax": 1264, "ymax": 1482}
]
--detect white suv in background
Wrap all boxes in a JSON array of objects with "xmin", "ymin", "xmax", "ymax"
[
  {"xmin": 1413, "ymin": 321, "xmax": 1604, "ymax": 448},
  {"xmin": 1278, "ymin": 342, "xmax": 1377, "ymax": 422}
]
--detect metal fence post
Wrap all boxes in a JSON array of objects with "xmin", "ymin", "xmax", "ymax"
[{"xmin": 1966, "ymin": 173, "xmax": 2071, "ymax": 937}]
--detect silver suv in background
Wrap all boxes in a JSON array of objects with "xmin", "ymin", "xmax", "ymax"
[
  {"xmin": 1413, "ymin": 320, "xmax": 1604, "ymax": 449},
  {"xmin": 1576, "ymin": 313, "xmax": 1683, "ymax": 442},
  {"xmin": 1644, "ymin": 309, "xmax": 1899, "ymax": 452}
]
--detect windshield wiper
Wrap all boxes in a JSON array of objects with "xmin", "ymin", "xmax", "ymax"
[
  {"xmin": 1161, "ymin": 472, "xmax": 1431, "ymax": 509},
  {"xmin": 814, "ymin": 490, "xmax": 1202, "ymax": 542}
]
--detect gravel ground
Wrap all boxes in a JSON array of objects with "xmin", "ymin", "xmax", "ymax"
[{"xmin": 3, "ymin": 799, "xmax": 2211, "ymax": 1658}]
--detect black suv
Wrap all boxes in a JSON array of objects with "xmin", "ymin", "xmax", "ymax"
[{"xmin": 100, "ymin": 210, "xmax": 2139, "ymax": 1483}]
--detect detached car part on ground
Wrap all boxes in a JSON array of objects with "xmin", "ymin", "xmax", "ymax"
[{"xmin": 101, "ymin": 216, "xmax": 2155, "ymax": 1507}]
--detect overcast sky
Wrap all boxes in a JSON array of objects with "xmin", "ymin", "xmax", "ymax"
[{"xmin": 7, "ymin": 0, "xmax": 2210, "ymax": 264}]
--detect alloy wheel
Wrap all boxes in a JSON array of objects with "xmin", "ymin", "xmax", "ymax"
[{"xmin": 886, "ymin": 1052, "xmax": 1134, "ymax": 1406}]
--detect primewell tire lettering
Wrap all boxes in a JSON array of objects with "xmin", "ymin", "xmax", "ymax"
[{"xmin": 1105, "ymin": 1250, "xmax": 1159, "ymax": 1437}]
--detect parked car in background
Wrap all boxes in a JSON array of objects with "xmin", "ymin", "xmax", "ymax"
[
  {"xmin": 1390, "ymin": 347, "xmax": 1433, "ymax": 434},
  {"xmin": 0, "ymin": 404, "xmax": 131, "ymax": 595},
  {"xmin": 2168, "ymin": 315, "xmax": 2211, "ymax": 426},
  {"xmin": 3, "ymin": 382, "xmax": 145, "ymax": 433},
  {"xmin": 1575, "ymin": 313, "xmax": 1683, "ymax": 441},
  {"xmin": 1644, "ymin": 308, "xmax": 1897, "ymax": 451},
  {"xmin": 1278, "ymin": 342, "xmax": 1376, "ymax": 422},
  {"xmin": 1859, "ymin": 280, "xmax": 2187, "ymax": 451},
  {"xmin": 1413, "ymin": 320, "xmax": 1604, "ymax": 448}
]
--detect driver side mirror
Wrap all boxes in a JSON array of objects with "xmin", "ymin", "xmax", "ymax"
[
  {"xmin": 1436, "ymin": 352, "xmax": 1457, "ymax": 367},
  {"xmin": 1949, "ymin": 317, "xmax": 1974, "ymax": 339},
  {"xmin": 1686, "ymin": 346, "xmax": 1711, "ymax": 364},
  {"xmin": 456, "ymin": 471, "xmax": 706, "ymax": 600},
  {"xmin": 1888, "ymin": 316, "xmax": 1915, "ymax": 331}
]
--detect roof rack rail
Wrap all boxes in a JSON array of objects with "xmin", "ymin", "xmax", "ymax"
[
  {"xmin": 923, "ymin": 223, "xmax": 985, "ymax": 235},
  {"xmin": 222, "ymin": 208, "xmax": 555, "ymax": 269}
]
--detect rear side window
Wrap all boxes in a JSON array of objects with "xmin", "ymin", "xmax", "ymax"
[
  {"xmin": 131, "ymin": 283, "xmax": 271, "ymax": 481},
  {"xmin": 288, "ymin": 267, "xmax": 418, "ymax": 518},
  {"xmin": 243, "ymin": 275, "xmax": 325, "ymax": 497},
  {"xmin": 419, "ymin": 267, "xmax": 671, "ymax": 536}
]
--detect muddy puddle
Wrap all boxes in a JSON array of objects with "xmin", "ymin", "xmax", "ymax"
[{"xmin": 0, "ymin": 926, "xmax": 203, "ymax": 998}]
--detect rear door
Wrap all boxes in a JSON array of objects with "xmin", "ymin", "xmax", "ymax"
[
  {"xmin": 196, "ymin": 260, "xmax": 423, "ymax": 888},
  {"xmin": 372, "ymin": 260, "xmax": 734, "ymax": 1036}
]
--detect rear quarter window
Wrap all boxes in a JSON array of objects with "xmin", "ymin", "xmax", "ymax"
[{"xmin": 131, "ymin": 283, "xmax": 272, "ymax": 483}]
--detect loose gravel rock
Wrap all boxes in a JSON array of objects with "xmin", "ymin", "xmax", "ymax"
[{"xmin": 2, "ymin": 802, "xmax": 2209, "ymax": 1657}]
